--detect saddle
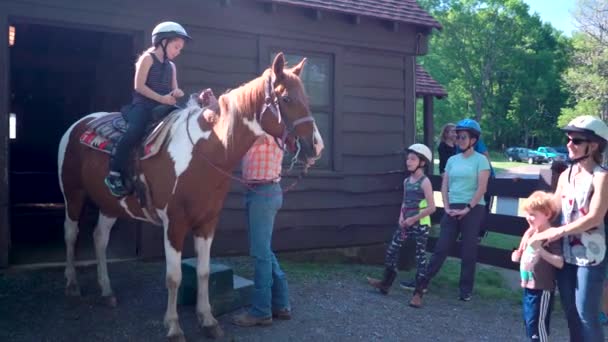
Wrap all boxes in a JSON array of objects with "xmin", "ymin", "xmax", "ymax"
[{"xmin": 79, "ymin": 105, "xmax": 181, "ymax": 159}]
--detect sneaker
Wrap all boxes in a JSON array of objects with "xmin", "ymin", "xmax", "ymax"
[
  {"xmin": 104, "ymin": 172, "xmax": 128, "ymax": 197},
  {"xmin": 400, "ymin": 280, "xmax": 416, "ymax": 290},
  {"xmin": 459, "ymin": 293, "xmax": 472, "ymax": 302},
  {"xmin": 400, "ymin": 280, "xmax": 428, "ymax": 293}
]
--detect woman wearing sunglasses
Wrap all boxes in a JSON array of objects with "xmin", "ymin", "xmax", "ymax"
[
  {"xmin": 411, "ymin": 118, "xmax": 490, "ymax": 307},
  {"xmin": 528, "ymin": 115, "xmax": 608, "ymax": 342}
]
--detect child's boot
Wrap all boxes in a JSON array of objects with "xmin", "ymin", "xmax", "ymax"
[{"xmin": 366, "ymin": 268, "xmax": 397, "ymax": 295}]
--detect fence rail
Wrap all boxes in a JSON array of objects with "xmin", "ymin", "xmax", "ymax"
[{"xmin": 426, "ymin": 170, "xmax": 557, "ymax": 271}]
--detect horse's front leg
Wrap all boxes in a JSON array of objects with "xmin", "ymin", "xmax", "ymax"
[
  {"xmin": 194, "ymin": 231, "xmax": 223, "ymax": 338},
  {"xmin": 161, "ymin": 216, "xmax": 186, "ymax": 342}
]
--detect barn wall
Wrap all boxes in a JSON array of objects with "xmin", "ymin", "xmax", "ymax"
[{"xmin": 0, "ymin": 0, "xmax": 424, "ymax": 261}]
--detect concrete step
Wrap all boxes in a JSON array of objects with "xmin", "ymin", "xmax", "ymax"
[
  {"xmin": 177, "ymin": 260, "xmax": 253, "ymax": 316},
  {"xmin": 180, "ymin": 259, "xmax": 234, "ymax": 296}
]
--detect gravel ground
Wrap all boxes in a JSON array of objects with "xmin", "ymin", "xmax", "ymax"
[{"xmin": 0, "ymin": 258, "xmax": 575, "ymax": 342}]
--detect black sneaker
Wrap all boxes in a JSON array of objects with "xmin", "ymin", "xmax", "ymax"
[
  {"xmin": 104, "ymin": 172, "xmax": 128, "ymax": 197},
  {"xmin": 399, "ymin": 280, "xmax": 416, "ymax": 291},
  {"xmin": 459, "ymin": 293, "xmax": 472, "ymax": 302},
  {"xmin": 400, "ymin": 280, "xmax": 427, "ymax": 293}
]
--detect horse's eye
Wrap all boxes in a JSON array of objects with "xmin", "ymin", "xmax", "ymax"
[{"xmin": 282, "ymin": 96, "xmax": 292, "ymax": 103}]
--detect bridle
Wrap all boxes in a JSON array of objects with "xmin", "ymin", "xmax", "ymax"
[{"xmin": 184, "ymin": 74, "xmax": 316, "ymax": 195}]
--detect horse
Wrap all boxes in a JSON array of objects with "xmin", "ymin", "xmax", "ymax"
[{"xmin": 57, "ymin": 52, "xmax": 324, "ymax": 341}]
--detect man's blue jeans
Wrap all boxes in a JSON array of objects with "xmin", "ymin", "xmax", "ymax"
[
  {"xmin": 246, "ymin": 183, "xmax": 290, "ymax": 318},
  {"xmin": 556, "ymin": 259, "xmax": 607, "ymax": 342}
]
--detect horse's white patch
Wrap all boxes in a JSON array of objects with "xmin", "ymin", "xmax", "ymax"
[
  {"xmin": 57, "ymin": 112, "xmax": 106, "ymax": 201},
  {"xmin": 194, "ymin": 236, "xmax": 217, "ymax": 327},
  {"xmin": 312, "ymin": 122, "xmax": 325, "ymax": 157},
  {"xmin": 64, "ymin": 216, "xmax": 79, "ymax": 286},
  {"xmin": 167, "ymin": 107, "xmax": 211, "ymax": 179},
  {"xmin": 158, "ymin": 208, "xmax": 182, "ymax": 283},
  {"xmin": 93, "ymin": 213, "xmax": 117, "ymax": 296},
  {"xmin": 242, "ymin": 117, "xmax": 264, "ymax": 136},
  {"xmin": 119, "ymin": 198, "xmax": 147, "ymax": 221}
]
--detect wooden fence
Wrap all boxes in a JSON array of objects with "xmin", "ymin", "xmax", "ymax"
[{"xmin": 425, "ymin": 166, "xmax": 560, "ymax": 271}]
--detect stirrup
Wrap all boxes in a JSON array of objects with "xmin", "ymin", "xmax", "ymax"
[{"xmin": 104, "ymin": 173, "xmax": 128, "ymax": 197}]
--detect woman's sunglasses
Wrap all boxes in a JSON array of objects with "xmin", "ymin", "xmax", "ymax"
[
  {"xmin": 456, "ymin": 134, "xmax": 469, "ymax": 140},
  {"xmin": 567, "ymin": 137, "xmax": 590, "ymax": 145}
]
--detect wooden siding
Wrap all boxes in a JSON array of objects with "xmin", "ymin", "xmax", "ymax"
[{"xmin": 0, "ymin": 0, "xmax": 423, "ymax": 263}]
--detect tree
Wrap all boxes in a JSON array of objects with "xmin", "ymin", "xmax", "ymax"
[
  {"xmin": 573, "ymin": 0, "xmax": 608, "ymax": 46},
  {"xmin": 560, "ymin": 0, "xmax": 608, "ymax": 123},
  {"xmin": 418, "ymin": 0, "xmax": 571, "ymax": 148}
]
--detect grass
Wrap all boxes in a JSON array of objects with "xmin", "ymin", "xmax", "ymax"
[{"xmin": 221, "ymin": 256, "xmax": 522, "ymax": 305}]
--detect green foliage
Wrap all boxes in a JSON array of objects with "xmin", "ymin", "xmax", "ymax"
[
  {"xmin": 417, "ymin": 0, "xmax": 572, "ymax": 149},
  {"xmin": 559, "ymin": 30, "xmax": 608, "ymax": 124}
]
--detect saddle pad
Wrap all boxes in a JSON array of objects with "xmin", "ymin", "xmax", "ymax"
[{"xmin": 79, "ymin": 110, "xmax": 182, "ymax": 160}]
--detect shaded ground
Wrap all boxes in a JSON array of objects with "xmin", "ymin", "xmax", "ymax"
[{"xmin": 0, "ymin": 258, "xmax": 573, "ymax": 342}]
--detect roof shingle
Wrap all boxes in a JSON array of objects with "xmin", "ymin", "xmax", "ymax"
[
  {"xmin": 258, "ymin": 0, "xmax": 442, "ymax": 29},
  {"xmin": 416, "ymin": 64, "xmax": 447, "ymax": 98}
]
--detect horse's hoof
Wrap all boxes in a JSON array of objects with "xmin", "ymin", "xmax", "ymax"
[
  {"xmin": 103, "ymin": 295, "xmax": 117, "ymax": 307},
  {"xmin": 203, "ymin": 324, "xmax": 224, "ymax": 339},
  {"xmin": 167, "ymin": 334, "xmax": 186, "ymax": 342},
  {"xmin": 65, "ymin": 283, "xmax": 81, "ymax": 297}
]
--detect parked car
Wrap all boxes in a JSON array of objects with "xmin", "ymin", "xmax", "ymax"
[
  {"xmin": 551, "ymin": 146, "xmax": 570, "ymax": 162},
  {"xmin": 504, "ymin": 147, "xmax": 545, "ymax": 164},
  {"xmin": 535, "ymin": 146, "xmax": 568, "ymax": 163}
]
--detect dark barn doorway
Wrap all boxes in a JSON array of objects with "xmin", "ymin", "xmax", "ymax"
[{"xmin": 9, "ymin": 22, "xmax": 138, "ymax": 265}]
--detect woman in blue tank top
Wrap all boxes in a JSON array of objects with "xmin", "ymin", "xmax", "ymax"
[{"xmin": 105, "ymin": 21, "xmax": 191, "ymax": 197}]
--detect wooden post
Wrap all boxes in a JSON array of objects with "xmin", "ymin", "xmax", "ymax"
[
  {"xmin": 403, "ymin": 57, "xmax": 416, "ymax": 148},
  {"xmin": 423, "ymin": 95, "xmax": 434, "ymax": 175},
  {"xmin": 0, "ymin": 17, "xmax": 10, "ymax": 268}
]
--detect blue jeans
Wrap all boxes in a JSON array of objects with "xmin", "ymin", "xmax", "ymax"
[
  {"xmin": 245, "ymin": 183, "xmax": 290, "ymax": 318},
  {"xmin": 556, "ymin": 259, "xmax": 607, "ymax": 342}
]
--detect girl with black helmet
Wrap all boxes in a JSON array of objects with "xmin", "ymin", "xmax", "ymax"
[
  {"xmin": 528, "ymin": 115, "xmax": 608, "ymax": 342},
  {"xmin": 366, "ymin": 144, "xmax": 436, "ymax": 303},
  {"xmin": 412, "ymin": 118, "xmax": 491, "ymax": 307},
  {"xmin": 105, "ymin": 21, "xmax": 192, "ymax": 197}
]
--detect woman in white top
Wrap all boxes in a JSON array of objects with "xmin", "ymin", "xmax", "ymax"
[{"xmin": 529, "ymin": 115, "xmax": 608, "ymax": 342}]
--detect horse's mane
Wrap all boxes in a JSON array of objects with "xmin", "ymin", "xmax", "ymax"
[
  {"xmin": 214, "ymin": 66, "xmax": 308, "ymax": 149},
  {"xmin": 215, "ymin": 70, "xmax": 269, "ymax": 148}
]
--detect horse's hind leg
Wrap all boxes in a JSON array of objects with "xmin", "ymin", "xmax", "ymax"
[
  {"xmin": 63, "ymin": 190, "xmax": 85, "ymax": 297},
  {"xmin": 93, "ymin": 212, "xmax": 117, "ymax": 307}
]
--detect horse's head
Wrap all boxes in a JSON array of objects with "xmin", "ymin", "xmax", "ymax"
[{"xmin": 259, "ymin": 53, "xmax": 324, "ymax": 169}]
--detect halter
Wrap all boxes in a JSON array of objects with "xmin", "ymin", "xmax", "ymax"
[{"xmin": 260, "ymin": 75, "xmax": 315, "ymax": 148}]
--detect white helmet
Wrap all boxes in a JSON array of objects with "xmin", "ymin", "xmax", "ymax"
[
  {"xmin": 152, "ymin": 21, "xmax": 192, "ymax": 45},
  {"xmin": 406, "ymin": 143, "xmax": 432, "ymax": 164},
  {"xmin": 562, "ymin": 115, "xmax": 608, "ymax": 143}
]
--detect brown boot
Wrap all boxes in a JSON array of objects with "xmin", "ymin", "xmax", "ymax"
[
  {"xmin": 272, "ymin": 308, "xmax": 292, "ymax": 320},
  {"xmin": 366, "ymin": 268, "xmax": 397, "ymax": 295},
  {"xmin": 231, "ymin": 312, "xmax": 272, "ymax": 327},
  {"xmin": 409, "ymin": 293, "xmax": 423, "ymax": 308}
]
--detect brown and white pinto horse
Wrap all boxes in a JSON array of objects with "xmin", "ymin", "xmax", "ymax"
[{"xmin": 57, "ymin": 53, "xmax": 323, "ymax": 340}]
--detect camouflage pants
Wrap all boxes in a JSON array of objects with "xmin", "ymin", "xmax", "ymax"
[{"xmin": 384, "ymin": 224, "xmax": 429, "ymax": 279}]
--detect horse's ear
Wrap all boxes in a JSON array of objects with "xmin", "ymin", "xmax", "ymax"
[
  {"xmin": 291, "ymin": 58, "xmax": 307, "ymax": 76},
  {"xmin": 272, "ymin": 52, "xmax": 285, "ymax": 81}
]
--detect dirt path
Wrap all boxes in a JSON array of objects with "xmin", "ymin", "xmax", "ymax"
[{"xmin": 0, "ymin": 259, "xmax": 574, "ymax": 342}]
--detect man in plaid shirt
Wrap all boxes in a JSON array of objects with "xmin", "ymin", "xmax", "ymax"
[{"xmin": 232, "ymin": 134, "xmax": 292, "ymax": 327}]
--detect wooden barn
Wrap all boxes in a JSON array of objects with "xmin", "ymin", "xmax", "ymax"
[{"xmin": 0, "ymin": 0, "xmax": 443, "ymax": 267}]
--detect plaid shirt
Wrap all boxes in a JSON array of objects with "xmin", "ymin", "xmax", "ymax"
[{"xmin": 242, "ymin": 134, "xmax": 283, "ymax": 182}]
